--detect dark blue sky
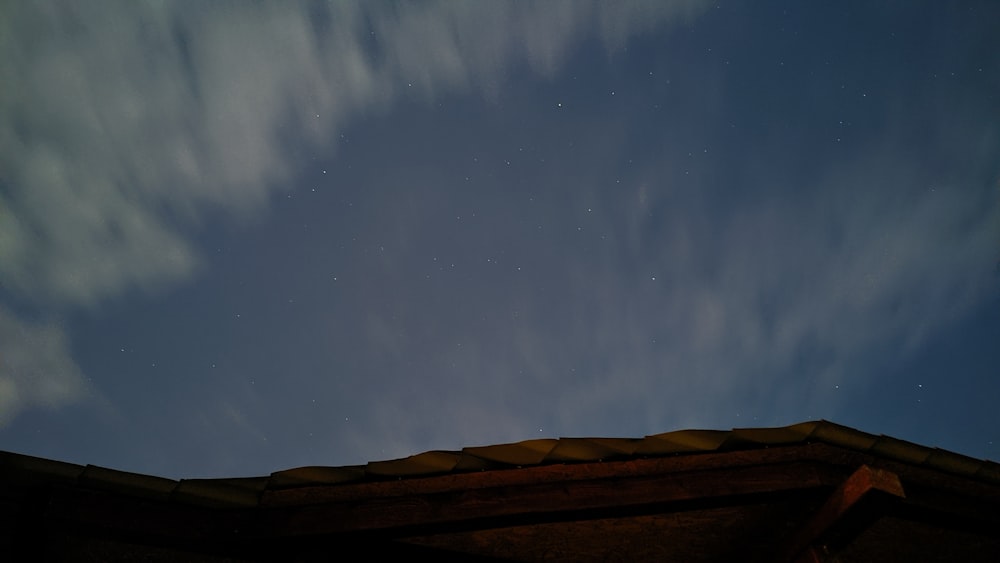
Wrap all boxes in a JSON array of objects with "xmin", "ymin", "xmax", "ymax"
[{"xmin": 2, "ymin": 1, "xmax": 998, "ymax": 479}]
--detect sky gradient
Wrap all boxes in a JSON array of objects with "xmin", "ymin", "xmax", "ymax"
[{"xmin": 2, "ymin": 1, "xmax": 999, "ymax": 479}]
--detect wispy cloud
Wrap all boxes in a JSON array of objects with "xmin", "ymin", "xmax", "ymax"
[
  {"xmin": 310, "ymin": 93, "xmax": 1000, "ymax": 455},
  {"xmin": 0, "ymin": 1, "xmax": 706, "ymax": 425},
  {"xmin": 0, "ymin": 307, "xmax": 90, "ymax": 426}
]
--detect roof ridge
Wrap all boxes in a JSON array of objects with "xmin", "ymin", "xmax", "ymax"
[{"xmin": 3, "ymin": 420, "xmax": 998, "ymax": 502}]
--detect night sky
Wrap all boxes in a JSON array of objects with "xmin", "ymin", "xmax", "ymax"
[{"xmin": 2, "ymin": 1, "xmax": 999, "ymax": 479}]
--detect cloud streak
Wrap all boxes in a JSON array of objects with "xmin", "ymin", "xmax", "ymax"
[
  {"xmin": 311, "ymin": 81, "xmax": 1000, "ymax": 456},
  {"xmin": 0, "ymin": 307, "xmax": 89, "ymax": 426},
  {"xmin": 0, "ymin": 2, "xmax": 706, "ymax": 425}
]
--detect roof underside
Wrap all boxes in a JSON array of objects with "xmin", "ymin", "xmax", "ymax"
[{"xmin": 2, "ymin": 420, "xmax": 999, "ymax": 562}]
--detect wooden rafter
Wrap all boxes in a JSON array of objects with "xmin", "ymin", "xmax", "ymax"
[{"xmin": 780, "ymin": 464, "xmax": 906, "ymax": 562}]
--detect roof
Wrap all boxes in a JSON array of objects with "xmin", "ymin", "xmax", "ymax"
[{"xmin": 3, "ymin": 420, "xmax": 999, "ymax": 561}]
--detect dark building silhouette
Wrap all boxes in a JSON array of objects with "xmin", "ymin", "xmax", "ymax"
[{"xmin": 2, "ymin": 420, "xmax": 998, "ymax": 561}]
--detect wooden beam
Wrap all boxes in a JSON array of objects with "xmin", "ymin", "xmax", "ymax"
[
  {"xmin": 261, "ymin": 461, "xmax": 843, "ymax": 538},
  {"xmin": 778, "ymin": 464, "xmax": 905, "ymax": 562},
  {"xmin": 262, "ymin": 442, "xmax": 849, "ymax": 507}
]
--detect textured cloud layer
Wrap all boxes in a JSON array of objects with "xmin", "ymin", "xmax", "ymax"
[
  {"xmin": 0, "ymin": 2, "xmax": 705, "ymax": 425},
  {"xmin": 0, "ymin": 307, "xmax": 88, "ymax": 426},
  {"xmin": 333, "ymin": 140, "xmax": 1000, "ymax": 457}
]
